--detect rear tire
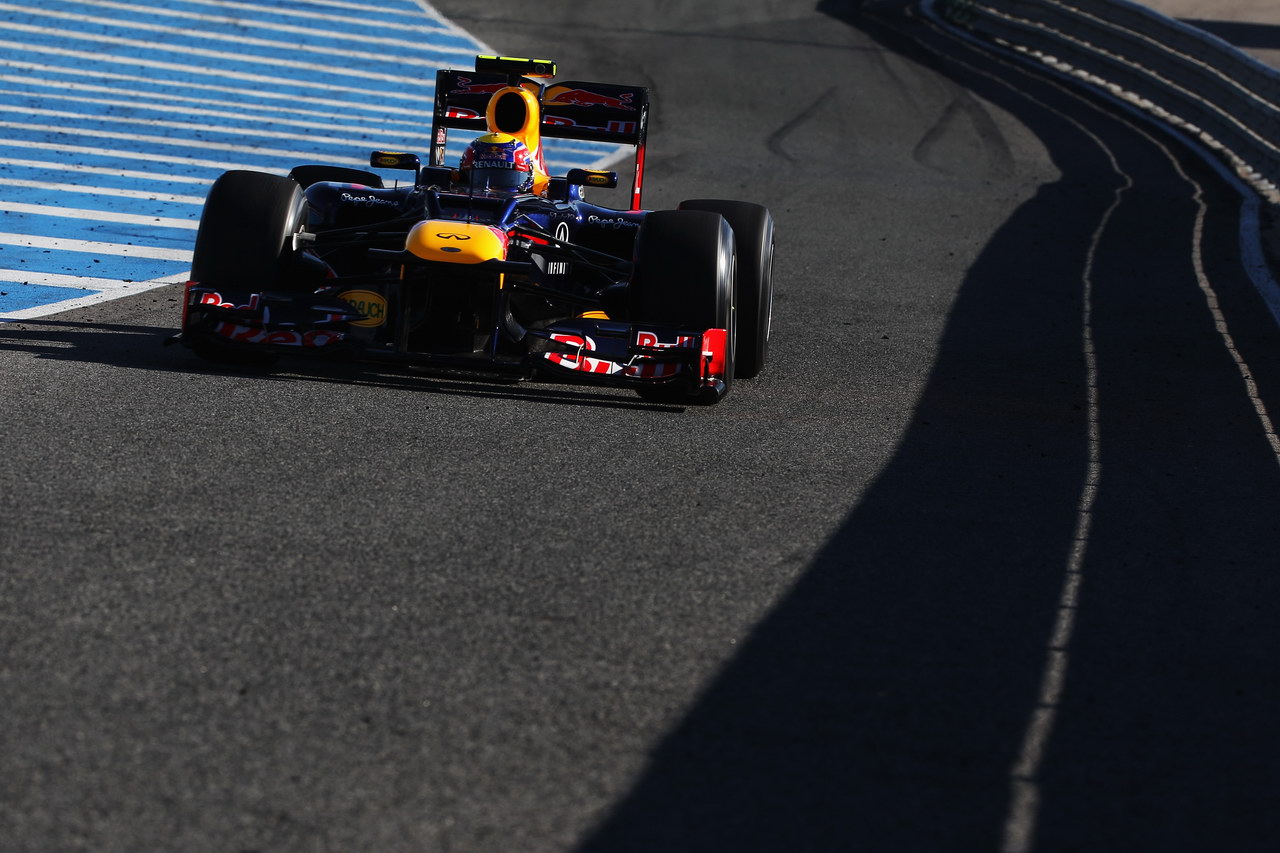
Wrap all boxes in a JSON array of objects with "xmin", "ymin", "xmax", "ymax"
[
  {"xmin": 629, "ymin": 209, "xmax": 736, "ymax": 404},
  {"xmin": 679, "ymin": 199, "xmax": 774, "ymax": 378}
]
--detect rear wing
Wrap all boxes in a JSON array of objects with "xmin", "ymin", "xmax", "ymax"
[{"xmin": 431, "ymin": 60, "xmax": 650, "ymax": 209}]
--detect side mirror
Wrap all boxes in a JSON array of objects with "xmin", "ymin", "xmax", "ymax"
[
  {"xmin": 566, "ymin": 168, "xmax": 618, "ymax": 189},
  {"xmin": 370, "ymin": 151, "xmax": 422, "ymax": 181}
]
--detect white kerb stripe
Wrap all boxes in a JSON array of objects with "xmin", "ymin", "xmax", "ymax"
[
  {"xmin": 0, "ymin": 156, "xmax": 217, "ymax": 185},
  {"xmin": 3, "ymin": 178, "xmax": 206, "ymax": 205},
  {"xmin": 0, "ymin": 232, "xmax": 193, "ymax": 261},
  {"xmin": 0, "ymin": 268, "xmax": 166, "ymax": 290},
  {"xmin": 0, "ymin": 201, "xmax": 198, "ymax": 229}
]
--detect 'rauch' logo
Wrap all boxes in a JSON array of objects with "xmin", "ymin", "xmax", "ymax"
[{"xmin": 339, "ymin": 289, "xmax": 387, "ymax": 328}]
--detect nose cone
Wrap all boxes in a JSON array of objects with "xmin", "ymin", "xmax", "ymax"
[{"xmin": 406, "ymin": 221, "xmax": 509, "ymax": 264}]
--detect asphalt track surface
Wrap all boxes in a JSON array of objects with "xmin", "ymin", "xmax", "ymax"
[{"xmin": 4, "ymin": 1, "xmax": 1280, "ymax": 850}]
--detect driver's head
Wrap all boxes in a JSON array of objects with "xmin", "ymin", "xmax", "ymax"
[{"xmin": 459, "ymin": 132, "xmax": 534, "ymax": 194}]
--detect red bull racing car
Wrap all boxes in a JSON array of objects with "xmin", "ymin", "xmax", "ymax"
[{"xmin": 174, "ymin": 56, "xmax": 775, "ymax": 404}]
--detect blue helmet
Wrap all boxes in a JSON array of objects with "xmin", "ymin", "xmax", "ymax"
[{"xmin": 460, "ymin": 132, "xmax": 534, "ymax": 193}]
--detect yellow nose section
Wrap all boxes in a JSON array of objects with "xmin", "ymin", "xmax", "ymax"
[{"xmin": 406, "ymin": 221, "xmax": 508, "ymax": 264}]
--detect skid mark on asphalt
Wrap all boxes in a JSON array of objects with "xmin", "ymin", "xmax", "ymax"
[
  {"xmin": 912, "ymin": 84, "xmax": 1015, "ymax": 176},
  {"xmin": 766, "ymin": 87, "xmax": 835, "ymax": 162}
]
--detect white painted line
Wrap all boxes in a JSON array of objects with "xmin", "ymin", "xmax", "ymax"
[
  {"xmin": 1002, "ymin": 181, "xmax": 1113, "ymax": 853},
  {"xmin": 975, "ymin": 2, "xmax": 1280, "ymax": 194},
  {"xmin": 1, "ymin": 178, "xmax": 205, "ymax": 205},
  {"xmin": 0, "ymin": 3, "xmax": 469, "ymax": 67},
  {"xmin": 0, "ymin": 271, "xmax": 185, "ymax": 320},
  {"xmin": 0, "ymin": 201, "xmax": 197, "ymax": 229},
  {"xmin": 0, "ymin": 232, "xmax": 193, "ymax": 261},
  {"xmin": 0, "ymin": 268, "xmax": 158, "ymax": 289},
  {"xmin": 0, "ymin": 59, "xmax": 436, "ymax": 116},
  {"xmin": 906, "ymin": 9, "xmax": 1103, "ymax": 853},
  {"xmin": 1014, "ymin": 58, "xmax": 1280, "ymax": 318},
  {"xmin": 1167, "ymin": 144, "xmax": 1280, "ymax": 462},
  {"xmin": 930, "ymin": 1, "xmax": 1280, "ymax": 323},
  {"xmin": 1039, "ymin": 0, "xmax": 1280, "ymax": 114},
  {"xmin": 0, "ymin": 21, "xmax": 459, "ymax": 83}
]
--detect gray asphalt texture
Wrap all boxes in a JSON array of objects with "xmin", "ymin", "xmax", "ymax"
[{"xmin": 4, "ymin": 1, "xmax": 1280, "ymax": 850}]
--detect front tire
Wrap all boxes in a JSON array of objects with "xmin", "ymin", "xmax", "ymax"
[
  {"xmin": 629, "ymin": 209, "xmax": 736, "ymax": 404},
  {"xmin": 187, "ymin": 171, "xmax": 305, "ymax": 366},
  {"xmin": 190, "ymin": 170, "xmax": 305, "ymax": 289},
  {"xmin": 679, "ymin": 199, "xmax": 774, "ymax": 379}
]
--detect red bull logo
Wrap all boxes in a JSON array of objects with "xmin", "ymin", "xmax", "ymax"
[
  {"xmin": 544, "ymin": 332, "xmax": 622, "ymax": 374},
  {"xmin": 444, "ymin": 106, "xmax": 482, "ymax": 121},
  {"xmin": 338, "ymin": 289, "xmax": 387, "ymax": 328},
  {"xmin": 544, "ymin": 86, "xmax": 636, "ymax": 110},
  {"xmin": 542, "ymin": 115, "xmax": 638, "ymax": 136},
  {"xmin": 450, "ymin": 76, "xmax": 508, "ymax": 96}
]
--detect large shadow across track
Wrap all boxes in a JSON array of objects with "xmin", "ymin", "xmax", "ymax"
[{"xmin": 581, "ymin": 5, "xmax": 1280, "ymax": 850}]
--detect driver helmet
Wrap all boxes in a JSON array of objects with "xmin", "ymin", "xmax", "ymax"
[{"xmin": 459, "ymin": 132, "xmax": 534, "ymax": 193}]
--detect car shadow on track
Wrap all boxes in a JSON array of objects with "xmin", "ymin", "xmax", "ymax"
[
  {"xmin": 578, "ymin": 4, "xmax": 1280, "ymax": 851},
  {"xmin": 0, "ymin": 319, "xmax": 683, "ymax": 412}
]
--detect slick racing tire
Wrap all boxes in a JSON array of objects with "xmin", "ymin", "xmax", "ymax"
[
  {"xmin": 679, "ymin": 199, "xmax": 774, "ymax": 379},
  {"xmin": 629, "ymin": 209, "xmax": 736, "ymax": 405},
  {"xmin": 188, "ymin": 171, "xmax": 306, "ymax": 367},
  {"xmin": 191, "ymin": 170, "xmax": 306, "ymax": 289}
]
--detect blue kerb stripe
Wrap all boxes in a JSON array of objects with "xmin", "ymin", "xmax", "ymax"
[
  {"xmin": 0, "ymin": 216, "xmax": 197, "ymax": 248},
  {"xmin": 0, "ymin": 71, "xmax": 437, "ymax": 119},
  {"xmin": 0, "ymin": 0, "xmax": 625, "ymax": 318},
  {"xmin": 33, "ymin": 0, "xmax": 466, "ymax": 31},
  {"xmin": 0, "ymin": 89, "xmax": 430, "ymax": 133},
  {"xmin": 0, "ymin": 281, "xmax": 104, "ymax": 312},
  {"xmin": 0, "ymin": 249, "xmax": 189, "ymax": 280}
]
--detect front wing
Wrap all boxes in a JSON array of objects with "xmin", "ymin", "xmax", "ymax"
[{"xmin": 178, "ymin": 283, "xmax": 730, "ymax": 395}]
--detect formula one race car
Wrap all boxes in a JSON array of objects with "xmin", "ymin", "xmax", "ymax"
[{"xmin": 175, "ymin": 55, "xmax": 775, "ymax": 404}]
